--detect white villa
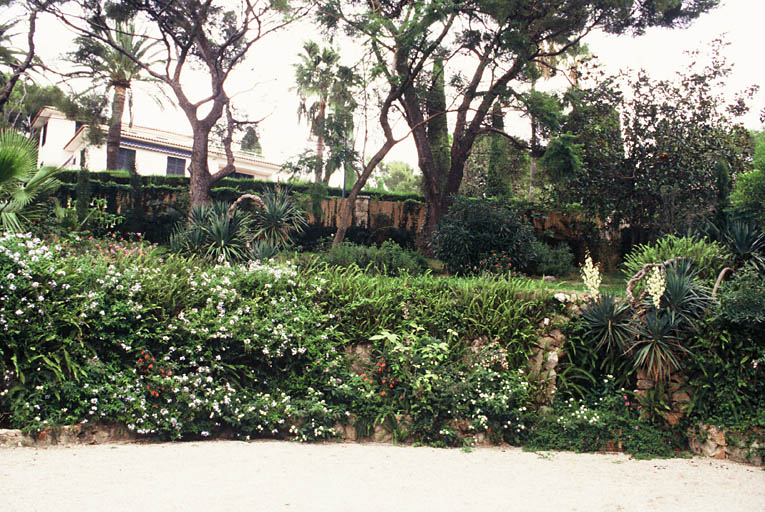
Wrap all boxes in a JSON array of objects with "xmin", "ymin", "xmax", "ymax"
[{"xmin": 31, "ymin": 107, "xmax": 289, "ymax": 181}]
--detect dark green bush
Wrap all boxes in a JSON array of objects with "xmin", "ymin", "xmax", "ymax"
[
  {"xmin": 433, "ymin": 196, "xmax": 536, "ymax": 275},
  {"xmin": 730, "ymin": 168, "xmax": 765, "ymax": 230},
  {"xmin": 320, "ymin": 241, "xmax": 427, "ymax": 276},
  {"xmin": 686, "ymin": 307, "xmax": 764, "ymax": 430},
  {"xmin": 530, "ymin": 239, "xmax": 576, "ymax": 277},
  {"xmin": 523, "ymin": 377, "xmax": 676, "ymax": 458},
  {"xmin": 718, "ymin": 263, "xmax": 765, "ymax": 324}
]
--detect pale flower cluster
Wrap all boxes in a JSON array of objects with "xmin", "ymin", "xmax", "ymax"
[
  {"xmin": 580, "ymin": 251, "xmax": 601, "ymax": 298},
  {"xmin": 646, "ymin": 266, "xmax": 666, "ymax": 309}
]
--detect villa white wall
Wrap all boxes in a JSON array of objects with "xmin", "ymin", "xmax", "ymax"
[{"xmin": 37, "ymin": 116, "xmax": 77, "ymax": 168}]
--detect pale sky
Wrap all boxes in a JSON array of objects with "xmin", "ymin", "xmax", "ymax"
[{"xmin": 15, "ymin": 0, "xmax": 765, "ymax": 169}]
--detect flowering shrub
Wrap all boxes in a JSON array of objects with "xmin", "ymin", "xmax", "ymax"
[
  {"xmin": 477, "ymin": 250, "xmax": 518, "ymax": 276},
  {"xmin": 0, "ymin": 233, "xmax": 554, "ymax": 445},
  {"xmin": 0, "ymin": 233, "xmax": 346, "ymax": 440},
  {"xmin": 1, "ymin": 232, "xmax": 708, "ymax": 458},
  {"xmin": 523, "ymin": 376, "xmax": 676, "ymax": 458}
]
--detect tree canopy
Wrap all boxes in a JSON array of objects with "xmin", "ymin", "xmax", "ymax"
[
  {"xmin": 545, "ymin": 43, "xmax": 756, "ymax": 240},
  {"xmin": 49, "ymin": 0, "xmax": 305, "ymax": 206},
  {"xmin": 318, "ymin": 0, "xmax": 720, "ymax": 247}
]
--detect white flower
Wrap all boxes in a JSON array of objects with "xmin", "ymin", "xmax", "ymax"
[
  {"xmin": 580, "ymin": 251, "xmax": 601, "ymax": 298},
  {"xmin": 646, "ymin": 266, "xmax": 666, "ymax": 309}
]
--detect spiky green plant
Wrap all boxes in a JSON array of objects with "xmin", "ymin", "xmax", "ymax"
[
  {"xmin": 629, "ymin": 311, "xmax": 687, "ymax": 382},
  {"xmin": 580, "ymin": 293, "xmax": 632, "ymax": 354},
  {"xmin": 252, "ymin": 188, "xmax": 307, "ymax": 248},
  {"xmin": 0, "ymin": 130, "xmax": 63, "ymax": 232},
  {"xmin": 170, "ymin": 201, "xmax": 254, "ymax": 263},
  {"xmin": 658, "ymin": 260, "xmax": 712, "ymax": 330}
]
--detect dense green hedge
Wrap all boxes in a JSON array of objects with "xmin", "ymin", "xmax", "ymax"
[{"xmin": 56, "ymin": 170, "xmax": 425, "ymax": 203}]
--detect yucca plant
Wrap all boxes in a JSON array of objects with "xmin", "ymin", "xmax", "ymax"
[
  {"xmin": 170, "ymin": 201, "xmax": 254, "ymax": 263},
  {"xmin": 0, "ymin": 130, "xmax": 63, "ymax": 232},
  {"xmin": 629, "ymin": 311, "xmax": 687, "ymax": 382},
  {"xmin": 658, "ymin": 260, "xmax": 712, "ymax": 330},
  {"xmin": 250, "ymin": 240, "xmax": 280, "ymax": 261},
  {"xmin": 252, "ymin": 187, "xmax": 307, "ymax": 248},
  {"xmin": 700, "ymin": 217, "xmax": 765, "ymax": 270},
  {"xmin": 724, "ymin": 220, "xmax": 765, "ymax": 269},
  {"xmin": 580, "ymin": 293, "xmax": 633, "ymax": 354}
]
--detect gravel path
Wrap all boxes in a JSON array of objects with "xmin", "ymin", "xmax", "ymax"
[{"xmin": 2, "ymin": 440, "xmax": 763, "ymax": 511}]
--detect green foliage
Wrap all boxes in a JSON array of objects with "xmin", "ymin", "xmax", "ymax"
[
  {"xmin": 252, "ymin": 188, "xmax": 308, "ymax": 248},
  {"xmin": 293, "ymin": 40, "xmax": 359, "ymax": 184},
  {"xmin": 718, "ymin": 263, "xmax": 765, "ymax": 324},
  {"xmin": 0, "ymin": 78, "xmax": 68, "ymax": 134},
  {"xmin": 320, "ymin": 240, "xmax": 427, "ymax": 276},
  {"xmin": 551, "ymin": 46, "xmax": 754, "ymax": 237},
  {"xmin": 622, "ymin": 234, "xmax": 732, "ymax": 285},
  {"xmin": 579, "ymin": 260, "xmax": 713, "ymax": 384},
  {"xmin": 433, "ymin": 196, "xmax": 537, "ymax": 275},
  {"xmin": 752, "ymin": 129, "xmax": 765, "ymax": 171},
  {"xmin": 0, "ymin": 130, "xmax": 63, "ymax": 232},
  {"xmin": 0, "ymin": 233, "xmax": 559, "ymax": 445},
  {"xmin": 370, "ymin": 161, "xmax": 423, "ymax": 195},
  {"xmin": 524, "ymin": 377, "xmax": 676, "ymax": 458},
  {"xmin": 580, "ymin": 293, "xmax": 632, "ymax": 354},
  {"xmin": 686, "ymin": 312, "xmax": 764, "ymax": 430},
  {"xmin": 170, "ymin": 201, "xmax": 254, "ymax": 263},
  {"xmin": 530, "ymin": 239, "xmax": 576, "ymax": 277},
  {"xmin": 730, "ymin": 168, "xmax": 765, "ymax": 229},
  {"xmin": 2, "ymin": 231, "xmax": 756, "ymax": 458},
  {"xmin": 170, "ymin": 191, "xmax": 306, "ymax": 262}
]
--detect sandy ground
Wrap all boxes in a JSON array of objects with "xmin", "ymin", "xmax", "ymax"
[{"xmin": 1, "ymin": 440, "xmax": 763, "ymax": 512}]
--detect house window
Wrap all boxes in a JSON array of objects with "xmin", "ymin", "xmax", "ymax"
[
  {"xmin": 166, "ymin": 156, "xmax": 186, "ymax": 176},
  {"xmin": 41, "ymin": 123, "xmax": 47, "ymax": 146},
  {"xmin": 117, "ymin": 148, "xmax": 136, "ymax": 172},
  {"xmin": 231, "ymin": 172, "xmax": 252, "ymax": 179}
]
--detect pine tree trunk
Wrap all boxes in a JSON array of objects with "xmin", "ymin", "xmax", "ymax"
[
  {"xmin": 189, "ymin": 131, "xmax": 213, "ymax": 207},
  {"xmin": 106, "ymin": 84, "xmax": 127, "ymax": 171}
]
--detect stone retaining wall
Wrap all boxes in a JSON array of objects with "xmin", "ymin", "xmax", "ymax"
[{"xmin": 0, "ymin": 423, "xmax": 135, "ymax": 448}]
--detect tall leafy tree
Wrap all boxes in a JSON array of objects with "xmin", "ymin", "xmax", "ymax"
[
  {"xmin": 371, "ymin": 160, "xmax": 422, "ymax": 195},
  {"xmin": 0, "ymin": 0, "xmax": 58, "ymax": 113},
  {"xmin": 52, "ymin": 0, "xmax": 305, "ymax": 207},
  {"xmin": 68, "ymin": 20, "xmax": 162, "ymax": 171},
  {"xmin": 240, "ymin": 126, "xmax": 262, "ymax": 155},
  {"xmin": 321, "ymin": 0, "xmax": 718, "ymax": 248},
  {"xmin": 546, "ymin": 43, "xmax": 756, "ymax": 241},
  {"xmin": 0, "ymin": 78, "xmax": 67, "ymax": 133},
  {"xmin": 294, "ymin": 41, "xmax": 359, "ymax": 184},
  {"xmin": 295, "ymin": 41, "xmax": 340, "ymax": 183}
]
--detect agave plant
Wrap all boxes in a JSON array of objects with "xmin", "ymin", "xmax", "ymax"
[
  {"xmin": 252, "ymin": 187, "xmax": 307, "ymax": 248},
  {"xmin": 700, "ymin": 217, "xmax": 765, "ymax": 270},
  {"xmin": 250, "ymin": 240, "xmax": 280, "ymax": 261},
  {"xmin": 0, "ymin": 130, "xmax": 63, "ymax": 232}
]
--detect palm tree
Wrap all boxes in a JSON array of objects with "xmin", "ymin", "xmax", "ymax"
[
  {"xmin": 0, "ymin": 129, "xmax": 62, "ymax": 232},
  {"xmin": 69, "ymin": 21, "xmax": 161, "ymax": 171},
  {"xmin": 294, "ymin": 41, "xmax": 343, "ymax": 183}
]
